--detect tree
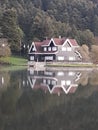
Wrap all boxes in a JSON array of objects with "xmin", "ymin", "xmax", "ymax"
[
  {"xmin": 92, "ymin": 15, "xmax": 98, "ymax": 36},
  {"xmin": 1, "ymin": 9, "xmax": 23, "ymax": 52},
  {"xmin": 77, "ymin": 44, "xmax": 90, "ymax": 62},
  {"xmin": 29, "ymin": 11, "xmax": 56, "ymax": 40},
  {"xmin": 55, "ymin": 21, "xmax": 71, "ymax": 37},
  {"xmin": 0, "ymin": 46, "xmax": 11, "ymax": 57},
  {"xmin": 77, "ymin": 29, "xmax": 95, "ymax": 47},
  {"xmin": 0, "ymin": 0, "xmax": 97, "ymax": 50},
  {"xmin": 90, "ymin": 45, "xmax": 98, "ymax": 63}
]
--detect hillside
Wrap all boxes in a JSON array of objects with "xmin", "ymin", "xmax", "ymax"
[{"xmin": 0, "ymin": 0, "xmax": 98, "ymax": 52}]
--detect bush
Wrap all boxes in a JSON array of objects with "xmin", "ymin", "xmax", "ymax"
[{"xmin": 0, "ymin": 46, "xmax": 11, "ymax": 57}]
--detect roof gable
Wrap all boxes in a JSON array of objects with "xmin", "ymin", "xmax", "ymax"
[
  {"xmin": 34, "ymin": 42, "xmax": 43, "ymax": 52},
  {"xmin": 29, "ymin": 37, "xmax": 79, "ymax": 54},
  {"xmin": 28, "ymin": 76, "xmax": 36, "ymax": 89},
  {"xmin": 62, "ymin": 84, "xmax": 78, "ymax": 94},
  {"xmin": 28, "ymin": 42, "xmax": 37, "ymax": 53},
  {"xmin": 41, "ymin": 38, "xmax": 65, "ymax": 46},
  {"xmin": 63, "ymin": 38, "xmax": 79, "ymax": 47},
  {"xmin": 42, "ymin": 38, "xmax": 57, "ymax": 46},
  {"xmin": 69, "ymin": 39, "xmax": 79, "ymax": 46}
]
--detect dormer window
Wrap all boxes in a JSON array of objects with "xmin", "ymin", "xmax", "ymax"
[
  {"xmin": 48, "ymin": 47, "xmax": 51, "ymax": 51},
  {"xmin": 44, "ymin": 47, "xmax": 47, "ymax": 51},
  {"xmin": 52, "ymin": 47, "xmax": 57, "ymax": 51}
]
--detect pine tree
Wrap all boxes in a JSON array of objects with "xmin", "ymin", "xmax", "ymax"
[{"xmin": 1, "ymin": 8, "xmax": 23, "ymax": 52}]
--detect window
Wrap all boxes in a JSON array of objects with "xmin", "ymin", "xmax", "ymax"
[
  {"xmin": 32, "ymin": 47, "xmax": 36, "ymax": 51},
  {"xmin": 66, "ymin": 80, "xmax": 71, "ymax": 85},
  {"xmin": 69, "ymin": 57, "xmax": 74, "ymax": 61},
  {"xmin": 44, "ymin": 71, "xmax": 53, "ymax": 76},
  {"xmin": 48, "ymin": 79, "xmax": 51, "ymax": 84},
  {"xmin": 43, "ymin": 79, "xmax": 46, "ymax": 84},
  {"xmin": 67, "ymin": 47, "xmax": 71, "ymax": 51},
  {"xmin": 30, "ymin": 56, "xmax": 34, "ymax": 61},
  {"xmin": 62, "ymin": 47, "xmax": 66, "ymax": 51},
  {"xmin": 61, "ymin": 80, "xmax": 66, "ymax": 86},
  {"xmin": 52, "ymin": 47, "xmax": 57, "ymax": 51},
  {"xmin": 52, "ymin": 80, "xmax": 56, "ymax": 85},
  {"xmin": 44, "ymin": 47, "xmax": 47, "ymax": 51},
  {"xmin": 58, "ymin": 56, "xmax": 64, "ymax": 61},
  {"xmin": 30, "ymin": 70, "xmax": 34, "ymax": 75},
  {"xmin": 48, "ymin": 47, "xmax": 51, "ymax": 51},
  {"xmin": 68, "ymin": 72, "xmax": 74, "ymax": 76},
  {"xmin": 45, "ymin": 56, "xmax": 53, "ymax": 60},
  {"xmin": 23, "ymin": 80, "xmax": 25, "ymax": 86},
  {"xmin": 57, "ymin": 72, "xmax": 64, "ymax": 76}
]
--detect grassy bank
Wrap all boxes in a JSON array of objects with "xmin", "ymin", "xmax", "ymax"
[
  {"xmin": 46, "ymin": 62, "xmax": 97, "ymax": 68},
  {"xmin": 0, "ymin": 56, "xmax": 28, "ymax": 66}
]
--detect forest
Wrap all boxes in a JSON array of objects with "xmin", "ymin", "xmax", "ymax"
[{"xmin": 0, "ymin": 0, "xmax": 98, "ymax": 53}]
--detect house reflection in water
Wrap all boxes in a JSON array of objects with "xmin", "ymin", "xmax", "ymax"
[{"xmin": 28, "ymin": 69, "xmax": 82, "ymax": 95}]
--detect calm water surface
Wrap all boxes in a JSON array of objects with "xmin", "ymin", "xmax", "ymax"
[{"xmin": 0, "ymin": 67, "xmax": 98, "ymax": 130}]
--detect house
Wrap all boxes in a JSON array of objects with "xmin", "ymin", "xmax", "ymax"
[
  {"xmin": 28, "ymin": 69, "xmax": 81, "ymax": 95},
  {"xmin": 28, "ymin": 37, "xmax": 82, "ymax": 62}
]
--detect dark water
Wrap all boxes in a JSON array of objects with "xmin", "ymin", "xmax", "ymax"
[{"xmin": 0, "ymin": 67, "xmax": 98, "ymax": 130}]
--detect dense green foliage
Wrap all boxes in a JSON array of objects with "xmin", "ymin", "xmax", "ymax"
[{"xmin": 0, "ymin": 0, "xmax": 98, "ymax": 52}]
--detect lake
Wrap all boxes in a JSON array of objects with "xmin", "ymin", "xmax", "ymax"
[{"xmin": 0, "ymin": 67, "xmax": 98, "ymax": 130}]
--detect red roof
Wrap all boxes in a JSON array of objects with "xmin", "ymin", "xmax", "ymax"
[
  {"xmin": 32, "ymin": 38, "xmax": 79, "ymax": 53},
  {"xmin": 42, "ymin": 39, "xmax": 50, "ymax": 46},
  {"xmin": 32, "ymin": 83, "xmax": 49, "ymax": 92},
  {"xmin": 53, "ymin": 38, "xmax": 65, "ymax": 45},
  {"xmin": 41, "ymin": 38, "xmax": 65, "ymax": 46},
  {"xmin": 68, "ymin": 39, "xmax": 79, "ymax": 46},
  {"xmin": 69, "ymin": 86, "xmax": 77, "ymax": 93},
  {"xmin": 52, "ymin": 87, "xmax": 63, "ymax": 94},
  {"xmin": 34, "ymin": 42, "xmax": 43, "ymax": 53}
]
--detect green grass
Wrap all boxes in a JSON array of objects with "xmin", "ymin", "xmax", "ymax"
[
  {"xmin": 0, "ymin": 56, "xmax": 28, "ymax": 66},
  {"xmin": 46, "ymin": 63, "xmax": 96, "ymax": 67},
  {"xmin": 0, "ymin": 65, "xmax": 27, "ymax": 71}
]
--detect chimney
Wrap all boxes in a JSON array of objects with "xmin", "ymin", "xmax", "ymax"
[{"xmin": 45, "ymin": 37, "xmax": 48, "ymax": 40}]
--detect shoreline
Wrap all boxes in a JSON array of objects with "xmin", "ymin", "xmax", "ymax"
[
  {"xmin": 28, "ymin": 61, "xmax": 97, "ymax": 68},
  {"xmin": 27, "ymin": 61, "xmax": 98, "ymax": 71}
]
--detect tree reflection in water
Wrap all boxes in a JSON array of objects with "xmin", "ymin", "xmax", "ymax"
[{"xmin": 0, "ymin": 68, "xmax": 98, "ymax": 130}]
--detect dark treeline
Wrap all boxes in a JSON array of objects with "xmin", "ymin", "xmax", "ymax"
[{"xmin": 0, "ymin": 0, "xmax": 98, "ymax": 52}]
